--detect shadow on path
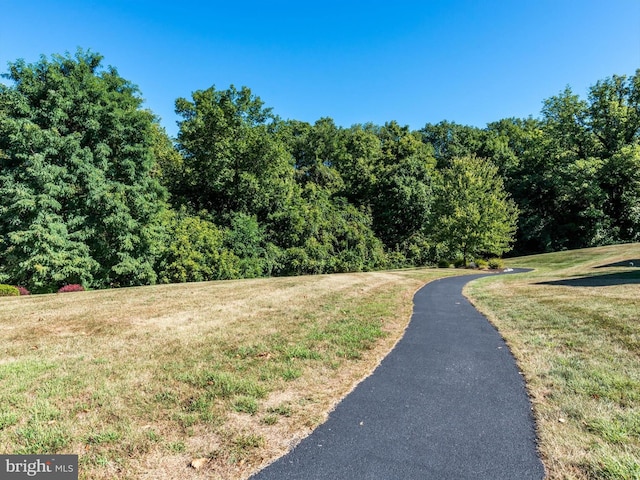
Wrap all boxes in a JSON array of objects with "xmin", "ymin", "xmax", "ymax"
[{"xmin": 250, "ymin": 271, "xmax": 544, "ymax": 480}]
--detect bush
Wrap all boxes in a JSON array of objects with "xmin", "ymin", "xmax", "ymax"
[
  {"xmin": 224, "ymin": 212, "xmax": 266, "ymax": 278},
  {"xmin": 16, "ymin": 286, "xmax": 31, "ymax": 296},
  {"xmin": 488, "ymin": 258, "xmax": 505, "ymax": 270},
  {"xmin": 453, "ymin": 258, "xmax": 466, "ymax": 268},
  {"xmin": 57, "ymin": 284, "xmax": 85, "ymax": 293},
  {"xmin": 0, "ymin": 284, "xmax": 20, "ymax": 297},
  {"xmin": 156, "ymin": 209, "xmax": 241, "ymax": 283},
  {"xmin": 386, "ymin": 250, "xmax": 410, "ymax": 270},
  {"xmin": 474, "ymin": 259, "xmax": 489, "ymax": 269},
  {"xmin": 437, "ymin": 259, "xmax": 452, "ymax": 268}
]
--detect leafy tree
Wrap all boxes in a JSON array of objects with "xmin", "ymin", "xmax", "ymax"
[
  {"xmin": 600, "ymin": 144, "xmax": 640, "ymax": 242},
  {"xmin": 150, "ymin": 122, "xmax": 184, "ymax": 185},
  {"xmin": 155, "ymin": 208, "xmax": 240, "ymax": 283},
  {"xmin": 333, "ymin": 124, "xmax": 383, "ymax": 205},
  {"xmin": 588, "ymin": 71, "xmax": 640, "ymax": 159},
  {"xmin": 275, "ymin": 184, "xmax": 386, "ymax": 275},
  {"xmin": 431, "ymin": 156, "xmax": 518, "ymax": 263},
  {"xmin": 532, "ymin": 90, "xmax": 608, "ymax": 251},
  {"xmin": 588, "ymin": 71, "xmax": 640, "ymax": 241},
  {"xmin": 0, "ymin": 50, "xmax": 168, "ymax": 292},
  {"xmin": 174, "ymin": 85, "xmax": 296, "ymax": 223},
  {"xmin": 225, "ymin": 212, "xmax": 275, "ymax": 278},
  {"xmin": 368, "ymin": 122, "xmax": 436, "ymax": 249},
  {"xmin": 331, "ymin": 122, "xmax": 437, "ymax": 256},
  {"xmin": 421, "ymin": 121, "xmax": 486, "ymax": 168},
  {"xmin": 480, "ymin": 71, "xmax": 640, "ymax": 254},
  {"xmin": 503, "ymin": 72, "xmax": 640, "ymax": 252},
  {"xmin": 283, "ymin": 117, "xmax": 346, "ymax": 192}
]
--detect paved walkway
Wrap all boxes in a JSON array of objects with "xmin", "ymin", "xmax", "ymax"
[{"xmin": 251, "ymin": 271, "xmax": 545, "ymax": 479}]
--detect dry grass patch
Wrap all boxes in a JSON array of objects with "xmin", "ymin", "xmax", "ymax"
[
  {"xmin": 466, "ymin": 243, "xmax": 640, "ymax": 479},
  {"xmin": 0, "ymin": 268, "xmax": 467, "ymax": 479}
]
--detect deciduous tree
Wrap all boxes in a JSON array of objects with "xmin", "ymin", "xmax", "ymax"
[
  {"xmin": 431, "ymin": 156, "xmax": 518, "ymax": 263},
  {"xmin": 174, "ymin": 85, "xmax": 296, "ymax": 223}
]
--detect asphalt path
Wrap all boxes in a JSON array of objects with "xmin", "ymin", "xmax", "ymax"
[{"xmin": 251, "ymin": 270, "xmax": 545, "ymax": 479}]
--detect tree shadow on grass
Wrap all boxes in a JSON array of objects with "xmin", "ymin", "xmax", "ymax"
[
  {"xmin": 593, "ymin": 259, "xmax": 640, "ymax": 268},
  {"xmin": 537, "ymin": 270, "xmax": 640, "ymax": 287}
]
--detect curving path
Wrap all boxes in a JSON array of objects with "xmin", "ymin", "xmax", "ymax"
[{"xmin": 251, "ymin": 271, "xmax": 544, "ymax": 479}]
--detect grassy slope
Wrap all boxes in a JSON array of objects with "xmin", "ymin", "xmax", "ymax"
[
  {"xmin": 466, "ymin": 243, "xmax": 640, "ymax": 479},
  {"xmin": 0, "ymin": 268, "xmax": 469, "ymax": 480},
  {"xmin": 2, "ymin": 243, "xmax": 637, "ymax": 479}
]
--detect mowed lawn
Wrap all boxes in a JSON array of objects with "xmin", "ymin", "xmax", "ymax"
[
  {"xmin": 0, "ymin": 267, "xmax": 469, "ymax": 479},
  {"xmin": 2, "ymin": 243, "xmax": 638, "ymax": 479},
  {"xmin": 467, "ymin": 243, "xmax": 640, "ymax": 479}
]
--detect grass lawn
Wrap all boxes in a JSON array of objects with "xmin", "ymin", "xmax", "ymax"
[
  {"xmin": 467, "ymin": 243, "xmax": 640, "ymax": 479},
  {"xmin": 0, "ymin": 267, "xmax": 470, "ymax": 479},
  {"xmin": 2, "ymin": 243, "xmax": 638, "ymax": 479}
]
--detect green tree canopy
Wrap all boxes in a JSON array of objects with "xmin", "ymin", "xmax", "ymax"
[
  {"xmin": 3, "ymin": 49, "xmax": 635, "ymax": 290},
  {"xmin": 0, "ymin": 50, "xmax": 168, "ymax": 292},
  {"xmin": 174, "ymin": 85, "xmax": 296, "ymax": 224},
  {"xmin": 496, "ymin": 70, "xmax": 640, "ymax": 252},
  {"xmin": 282, "ymin": 117, "xmax": 347, "ymax": 192},
  {"xmin": 369, "ymin": 122, "xmax": 436, "ymax": 249},
  {"xmin": 431, "ymin": 156, "xmax": 519, "ymax": 263},
  {"xmin": 421, "ymin": 121, "xmax": 486, "ymax": 168}
]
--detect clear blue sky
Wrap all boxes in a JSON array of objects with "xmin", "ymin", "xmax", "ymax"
[{"xmin": 2, "ymin": 1, "xmax": 639, "ymax": 138}]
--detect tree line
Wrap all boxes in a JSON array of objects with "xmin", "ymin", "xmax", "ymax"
[{"xmin": 0, "ymin": 51, "xmax": 638, "ymax": 293}]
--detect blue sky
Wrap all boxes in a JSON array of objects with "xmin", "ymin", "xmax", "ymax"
[{"xmin": 2, "ymin": 1, "xmax": 639, "ymax": 138}]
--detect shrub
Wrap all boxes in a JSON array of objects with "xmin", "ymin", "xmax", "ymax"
[
  {"xmin": 57, "ymin": 284, "xmax": 85, "ymax": 293},
  {"xmin": 0, "ymin": 284, "xmax": 20, "ymax": 297},
  {"xmin": 474, "ymin": 259, "xmax": 489, "ymax": 269},
  {"xmin": 156, "ymin": 209, "xmax": 241, "ymax": 283},
  {"xmin": 488, "ymin": 258, "xmax": 505, "ymax": 270},
  {"xmin": 453, "ymin": 258, "xmax": 466, "ymax": 268},
  {"xmin": 437, "ymin": 259, "xmax": 452, "ymax": 268},
  {"xmin": 386, "ymin": 250, "xmax": 410, "ymax": 270},
  {"xmin": 16, "ymin": 286, "xmax": 31, "ymax": 296}
]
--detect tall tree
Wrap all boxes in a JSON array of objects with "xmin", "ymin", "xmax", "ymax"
[
  {"xmin": 588, "ymin": 71, "xmax": 640, "ymax": 159},
  {"xmin": 589, "ymin": 71, "xmax": 640, "ymax": 242},
  {"xmin": 174, "ymin": 85, "xmax": 296, "ymax": 223},
  {"xmin": 369, "ymin": 122, "xmax": 436, "ymax": 249},
  {"xmin": 0, "ymin": 50, "xmax": 168, "ymax": 292},
  {"xmin": 332, "ymin": 122, "xmax": 437, "ymax": 253},
  {"xmin": 516, "ymin": 74, "xmax": 640, "ymax": 251},
  {"xmin": 486, "ymin": 118, "xmax": 561, "ymax": 253},
  {"xmin": 421, "ymin": 121, "xmax": 486, "ymax": 168},
  {"xmin": 283, "ymin": 117, "xmax": 346, "ymax": 192},
  {"xmin": 431, "ymin": 156, "xmax": 518, "ymax": 263},
  {"xmin": 334, "ymin": 124, "xmax": 383, "ymax": 205}
]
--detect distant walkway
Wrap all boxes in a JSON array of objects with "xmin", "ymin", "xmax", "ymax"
[{"xmin": 251, "ymin": 271, "xmax": 545, "ymax": 479}]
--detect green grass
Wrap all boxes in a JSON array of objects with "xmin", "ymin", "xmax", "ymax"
[
  {"xmin": 6, "ymin": 245, "xmax": 635, "ymax": 479},
  {"xmin": 232, "ymin": 396, "xmax": 259, "ymax": 415},
  {"xmin": 0, "ymin": 268, "xmax": 468, "ymax": 479},
  {"xmin": 467, "ymin": 243, "xmax": 640, "ymax": 479},
  {"xmin": 266, "ymin": 404, "xmax": 293, "ymax": 417}
]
